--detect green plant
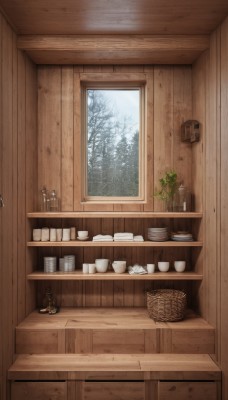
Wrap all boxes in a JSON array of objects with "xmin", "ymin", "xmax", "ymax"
[{"xmin": 154, "ymin": 170, "xmax": 178, "ymax": 202}]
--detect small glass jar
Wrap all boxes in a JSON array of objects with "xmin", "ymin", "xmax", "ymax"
[
  {"xmin": 49, "ymin": 190, "xmax": 59, "ymax": 212},
  {"xmin": 40, "ymin": 187, "xmax": 49, "ymax": 212},
  {"xmin": 174, "ymin": 184, "xmax": 191, "ymax": 212}
]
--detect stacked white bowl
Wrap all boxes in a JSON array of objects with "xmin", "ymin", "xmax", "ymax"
[{"xmin": 44, "ymin": 257, "xmax": 57, "ymax": 273}]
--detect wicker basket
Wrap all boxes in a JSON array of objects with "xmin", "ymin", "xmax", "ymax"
[{"xmin": 147, "ymin": 289, "xmax": 187, "ymax": 322}]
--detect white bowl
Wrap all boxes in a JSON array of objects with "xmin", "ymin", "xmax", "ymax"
[
  {"xmin": 158, "ymin": 262, "xmax": 170, "ymax": 272},
  {"xmin": 112, "ymin": 261, "xmax": 126, "ymax": 274},
  {"xmin": 174, "ymin": 261, "xmax": 186, "ymax": 272},
  {"xmin": 77, "ymin": 230, "xmax": 88, "ymax": 238},
  {"xmin": 95, "ymin": 259, "xmax": 109, "ymax": 273}
]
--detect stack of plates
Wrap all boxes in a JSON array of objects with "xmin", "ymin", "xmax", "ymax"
[
  {"xmin": 171, "ymin": 231, "xmax": 193, "ymax": 241},
  {"xmin": 148, "ymin": 227, "xmax": 169, "ymax": 241},
  {"xmin": 59, "ymin": 255, "xmax": 75, "ymax": 272},
  {"xmin": 44, "ymin": 257, "xmax": 57, "ymax": 273}
]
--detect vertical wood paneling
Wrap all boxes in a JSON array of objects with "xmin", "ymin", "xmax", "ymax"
[
  {"xmin": 1, "ymin": 17, "xmax": 13, "ymax": 400},
  {"xmin": 154, "ymin": 66, "xmax": 173, "ymax": 211},
  {"xmin": 0, "ymin": 13, "xmax": 3, "ymax": 400},
  {"xmin": 221, "ymin": 16, "xmax": 228, "ymax": 400},
  {"xmin": 173, "ymin": 66, "xmax": 192, "ymax": 190},
  {"xmin": 17, "ymin": 50, "xmax": 26, "ymax": 323},
  {"xmin": 61, "ymin": 66, "xmax": 74, "ymax": 211},
  {"xmin": 0, "ymin": 12, "xmax": 37, "ymax": 400},
  {"xmin": 25, "ymin": 57, "xmax": 37, "ymax": 314},
  {"xmin": 192, "ymin": 54, "xmax": 206, "ymax": 317},
  {"xmin": 73, "ymin": 67, "xmax": 84, "ymax": 211},
  {"xmin": 143, "ymin": 66, "xmax": 154, "ymax": 212},
  {"xmin": 38, "ymin": 67, "xmax": 61, "ymax": 196}
]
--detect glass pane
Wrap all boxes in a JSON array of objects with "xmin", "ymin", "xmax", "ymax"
[{"xmin": 86, "ymin": 89, "xmax": 140, "ymax": 197}]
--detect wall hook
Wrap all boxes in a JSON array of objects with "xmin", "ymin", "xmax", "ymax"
[{"xmin": 0, "ymin": 194, "xmax": 5, "ymax": 207}]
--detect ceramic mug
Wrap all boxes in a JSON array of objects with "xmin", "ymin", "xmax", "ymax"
[
  {"xmin": 95, "ymin": 259, "xmax": 109, "ymax": 273},
  {"xmin": 147, "ymin": 263, "xmax": 155, "ymax": 273},
  {"xmin": 174, "ymin": 261, "xmax": 186, "ymax": 272},
  {"xmin": 158, "ymin": 261, "xmax": 170, "ymax": 272}
]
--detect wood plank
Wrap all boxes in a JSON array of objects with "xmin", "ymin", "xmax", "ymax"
[
  {"xmin": 82, "ymin": 381, "xmax": 145, "ymax": 400},
  {"xmin": 61, "ymin": 66, "xmax": 74, "ymax": 211},
  {"xmin": 220, "ymin": 15, "xmax": 228, "ymax": 400},
  {"xmin": 173, "ymin": 66, "xmax": 192, "ymax": 191},
  {"xmin": 27, "ymin": 211, "xmax": 203, "ymax": 218},
  {"xmin": 17, "ymin": 35, "xmax": 210, "ymax": 52},
  {"xmin": 8, "ymin": 354, "xmax": 221, "ymax": 379},
  {"xmin": 37, "ymin": 66, "xmax": 61, "ymax": 196},
  {"xmin": 17, "ymin": 47, "xmax": 27, "ymax": 323},
  {"xmin": 1, "ymin": 17, "xmax": 14, "ymax": 400},
  {"xmin": 17, "ymin": 35, "xmax": 209, "ymax": 65},
  {"xmin": 27, "ymin": 240, "xmax": 203, "ymax": 247},
  {"xmin": 25, "ymin": 56, "xmax": 37, "ymax": 314},
  {"xmin": 11, "ymin": 381, "xmax": 67, "ymax": 400},
  {"xmin": 73, "ymin": 68, "xmax": 83, "ymax": 211},
  {"xmin": 92, "ymin": 329, "xmax": 145, "ymax": 354},
  {"xmin": 0, "ymin": 14, "xmax": 3, "ymax": 400},
  {"xmin": 144, "ymin": 69, "xmax": 154, "ymax": 211},
  {"xmin": 158, "ymin": 381, "xmax": 217, "ymax": 400},
  {"xmin": 153, "ymin": 66, "xmax": 174, "ymax": 211},
  {"xmin": 16, "ymin": 330, "xmax": 65, "ymax": 354}
]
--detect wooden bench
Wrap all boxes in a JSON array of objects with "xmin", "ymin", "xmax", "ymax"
[
  {"xmin": 15, "ymin": 307, "xmax": 215, "ymax": 355},
  {"xmin": 8, "ymin": 353, "xmax": 221, "ymax": 400}
]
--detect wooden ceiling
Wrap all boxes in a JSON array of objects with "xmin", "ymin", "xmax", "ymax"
[
  {"xmin": 1, "ymin": 0, "xmax": 228, "ymax": 64},
  {"xmin": 1, "ymin": 0, "xmax": 228, "ymax": 35}
]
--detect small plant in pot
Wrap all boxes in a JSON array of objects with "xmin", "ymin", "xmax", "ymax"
[{"xmin": 154, "ymin": 170, "xmax": 178, "ymax": 211}]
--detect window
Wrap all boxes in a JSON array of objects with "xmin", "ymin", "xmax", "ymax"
[{"xmin": 82, "ymin": 85, "xmax": 145, "ymax": 202}]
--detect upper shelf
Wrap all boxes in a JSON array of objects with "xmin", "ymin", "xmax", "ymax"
[{"xmin": 27, "ymin": 211, "xmax": 203, "ymax": 219}]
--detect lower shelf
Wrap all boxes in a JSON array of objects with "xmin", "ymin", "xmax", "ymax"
[
  {"xmin": 27, "ymin": 271, "xmax": 203, "ymax": 280},
  {"xmin": 16, "ymin": 308, "xmax": 215, "ymax": 355}
]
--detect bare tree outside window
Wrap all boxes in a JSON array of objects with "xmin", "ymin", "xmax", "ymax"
[{"xmin": 86, "ymin": 89, "xmax": 141, "ymax": 198}]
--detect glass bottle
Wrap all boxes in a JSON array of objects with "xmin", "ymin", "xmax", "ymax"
[
  {"xmin": 174, "ymin": 184, "xmax": 191, "ymax": 212},
  {"xmin": 40, "ymin": 187, "xmax": 49, "ymax": 212},
  {"xmin": 49, "ymin": 190, "xmax": 59, "ymax": 212}
]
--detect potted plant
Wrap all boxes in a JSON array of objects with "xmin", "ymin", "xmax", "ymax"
[{"xmin": 154, "ymin": 170, "xmax": 178, "ymax": 211}]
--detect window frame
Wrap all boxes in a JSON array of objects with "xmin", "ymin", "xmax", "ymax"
[{"xmin": 81, "ymin": 81, "xmax": 146, "ymax": 204}]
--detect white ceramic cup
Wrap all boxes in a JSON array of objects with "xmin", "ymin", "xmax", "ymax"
[
  {"xmin": 62, "ymin": 228, "xmax": 70, "ymax": 241},
  {"xmin": 50, "ymin": 228, "xmax": 57, "ymax": 242},
  {"xmin": 70, "ymin": 227, "xmax": 76, "ymax": 240},
  {"xmin": 95, "ymin": 259, "xmax": 109, "ymax": 273},
  {"xmin": 89, "ymin": 263, "xmax": 96, "ymax": 274},
  {"xmin": 33, "ymin": 228, "xmax": 41, "ymax": 241},
  {"xmin": 158, "ymin": 261, "xmax": 170, "ymax": 272},
  {"xmin": 78, "ymin": 230, "xmax": 88, "ymax": 238},
  {"xmin": 147, "ymin": 263, "xmax": 155, "ymax": 273},
  {"xmin": 56, "ymin": 228, "xmax": 62, "ymax": 241},
  {"xmin": 41, "ymin": 227, "xmax": 49, "ymax": 241},
  {"xmin": 174, "ymin": 261, "xmax": 186, "ymax": 272},
  {"xmin": 83, "ymin": 263, "xmax": 89, "ymax": 274}
]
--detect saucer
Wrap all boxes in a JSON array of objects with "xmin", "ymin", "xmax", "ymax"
[{"xmin": 77, "ymin": 236, "xmax": 89, "ymax": 241}]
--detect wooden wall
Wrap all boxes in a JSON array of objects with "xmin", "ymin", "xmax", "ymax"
[
  {"xmin": 192, "ymin": 14, "xmax": 228, "ymax": 400},
  {"xmin": 0, "ymin": 12, "xmax": 37, "ymax": 400},
  {"xmin": 36, "ymin": 65, "xmax": 201, "ymax": 309},
  {"xmin": 37, "ymin": 65, "xmax": 193, "ymax": 212}
]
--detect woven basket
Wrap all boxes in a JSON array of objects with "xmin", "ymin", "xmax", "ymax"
[{"xmin": 147, "ymin": 289, "xmax": 187, "ymax": 322}]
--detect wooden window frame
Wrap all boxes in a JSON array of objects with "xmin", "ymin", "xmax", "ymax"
[{"xmin": 81, "ymin": 77, "xmax": 146, "ymax": 204}]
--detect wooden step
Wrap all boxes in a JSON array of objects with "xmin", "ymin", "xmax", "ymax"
[
  {"xmin": 16, "ymin": 308, "xmax": 215, "ymax": 355},
  {"xmin": 8, "ymin": 353, "xmax": 221, "ymax": 381}
]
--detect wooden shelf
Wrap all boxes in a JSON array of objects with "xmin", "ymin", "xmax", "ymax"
[
  {"xmin": 27, "ymin": 211, "xmax": 203, "ymax": 219},
  {"xmin": 27, "ymin": 240, "xmax": 203, "ymax": 247},
  {"xmin": 27, "ymin": 271, "xmax": 203, "ymax": 281}
]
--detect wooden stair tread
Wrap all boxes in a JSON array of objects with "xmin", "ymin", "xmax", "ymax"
[
  {"xmin": 16, "ymin": 307, "xmax": 214, "ymax": 331},
  {"xmin": 8, "ymin": 354, "xmax": 221, "ymax": 381}
]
